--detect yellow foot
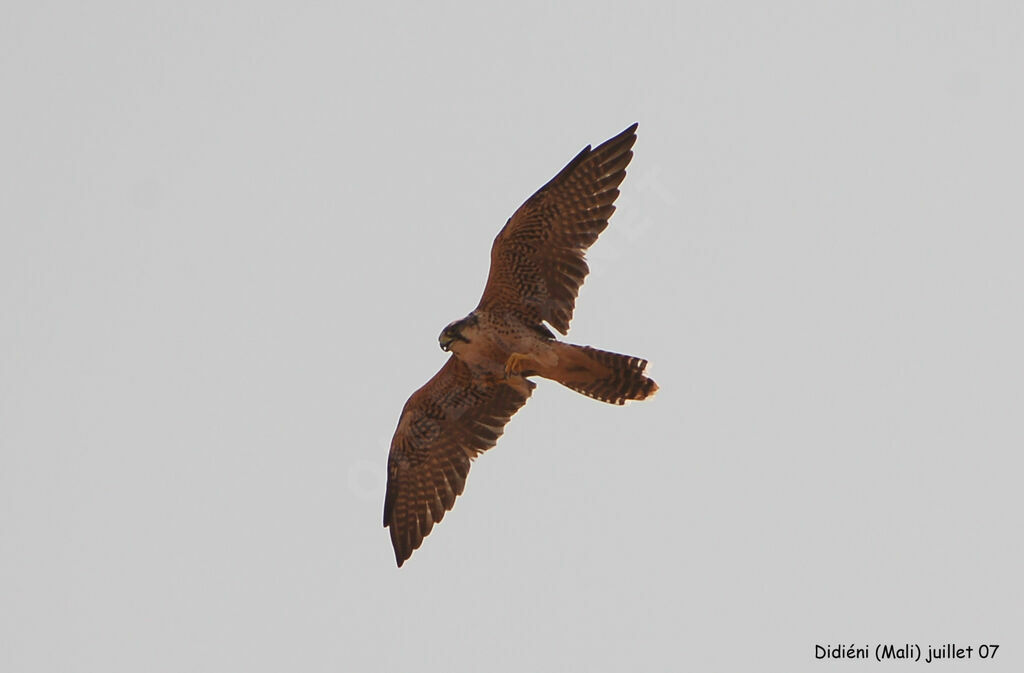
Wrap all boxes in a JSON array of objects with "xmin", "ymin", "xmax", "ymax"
[{"xmin": 504, "ymin": 353, "xmax": 529, "ymax": 379}]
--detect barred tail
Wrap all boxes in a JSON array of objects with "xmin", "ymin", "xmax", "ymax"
[{"xmin": 551, "ymin": 343, "xmax": 658, "ymax": 405}]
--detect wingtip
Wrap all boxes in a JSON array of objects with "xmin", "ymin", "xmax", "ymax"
[
  {"xmin": 617, "ymin": 122, "xmax": 638, "ymax": 139},
  {"xmin": 594, "ymin": 123, "xmax": 638, "ymax": 156},
  {"xmin": 393, "ymin": 540, "xmax": 410, "ymax": 567}
]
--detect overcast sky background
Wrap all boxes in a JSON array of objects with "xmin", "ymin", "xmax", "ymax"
[{"xmin": 2, "ymin": 2, "xmax": 1022, "ymax": 671}]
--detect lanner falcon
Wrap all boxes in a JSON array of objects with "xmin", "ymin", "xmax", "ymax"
[{"xmin": 384, "ymin": 124, "xmax": 657, "ymax": 566}]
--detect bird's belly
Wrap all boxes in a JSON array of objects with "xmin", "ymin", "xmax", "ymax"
[
  {"xmin": 453, "ymin": 316, "xmax": 552, "ymax": 377},
  {"xmin": 455, "ymin": 334, "xmax": 510, "ymax": 376}
]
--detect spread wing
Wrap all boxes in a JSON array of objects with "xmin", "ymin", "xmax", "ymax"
[
  {"xmin": 383, "ymin": 356, "xmax": 534, "ymax": 567},
  {"xmin": 476, "ymin": 123, "xmax": 638, "ymax": 335}
]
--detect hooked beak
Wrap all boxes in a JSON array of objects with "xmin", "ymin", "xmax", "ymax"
[{"xmin": 439, "ymin": 335, "xmax": 453, "ymax": 352}]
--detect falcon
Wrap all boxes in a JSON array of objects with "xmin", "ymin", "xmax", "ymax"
[{"xmin": 384, "ymin": 124, "xmax": 657, "ymax": 566}]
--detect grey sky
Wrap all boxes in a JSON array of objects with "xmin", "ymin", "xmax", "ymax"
[{"xmin": 2, "ymin": 2, "xmax": 1022, "ymax": 671}]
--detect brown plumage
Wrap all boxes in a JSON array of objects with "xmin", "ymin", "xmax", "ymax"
[{"xmin": 384, "ymin": 124, "xmax": 657, "ymax": 567}]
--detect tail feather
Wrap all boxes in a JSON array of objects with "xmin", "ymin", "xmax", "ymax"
[{"xmin": 551, "ymin": 343, "xmax": 658, "ymax": 405}]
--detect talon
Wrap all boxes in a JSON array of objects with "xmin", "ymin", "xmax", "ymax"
[{"xmin": 504, "ymin": 353, "xmax": 526, "ymax": 379}]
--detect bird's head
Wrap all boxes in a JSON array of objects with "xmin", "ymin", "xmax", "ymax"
[{"xmin": 439, "ymin": 314, "xmax": 478, "ymax": 352}]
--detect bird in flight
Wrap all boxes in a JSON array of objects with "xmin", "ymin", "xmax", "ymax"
[{"xmin": 384, "ymin": 124, "xmax": 657, "ymax": 566}]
